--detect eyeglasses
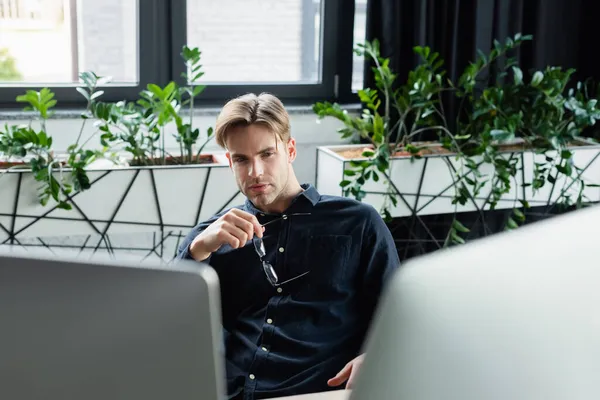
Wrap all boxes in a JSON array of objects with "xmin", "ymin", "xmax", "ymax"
[
  {"xmin": 253, "ymin": 236, "xmax": 309, "ymax": 287},
  {"xmin": 253, "ymin": 212, "xmax": 311, "ymax": 287}
]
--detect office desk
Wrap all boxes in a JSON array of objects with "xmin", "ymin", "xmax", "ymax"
[{"xmin": 271, "ymin": 390, "xmax": 349, "ymax": 400}]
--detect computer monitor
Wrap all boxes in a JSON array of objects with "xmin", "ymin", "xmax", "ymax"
[
  {"xmin": 350, "ymin": 204, "xmax": 600, "ymax": 400},
  {"xmin": 0, "ymin": 251, "xmax": 226, "ymax": 400}
]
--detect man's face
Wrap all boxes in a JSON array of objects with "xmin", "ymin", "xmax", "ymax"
[{"xmin": 225, "ymin": 124, "xmax": 296, "ymax": 210}]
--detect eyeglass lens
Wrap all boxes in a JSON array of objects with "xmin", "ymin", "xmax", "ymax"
[
  {"xmin": 252, "ymin": 212, "xmax": 312, "ymax": 286},
  {"xmin": 262, "ymin": 260, "xmax": 279, "ymax": 284}
]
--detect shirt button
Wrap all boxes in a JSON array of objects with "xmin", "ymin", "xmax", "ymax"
[
  {"xmin": 278, "ymin": 247, "xmax": 285, "ymax": 253},
  {"xmin": 266, "ymin": 318, "xmax": 273, "ymax": 324},
  {"xmin": 249, "ymin": 374, "xmax": 256, "ymax": 380},
  {"xmin": 261, "ymin": 347, "xmax": 268, "ymax": 352},
  {"xmin": 282, "ymin": 214, "xmax": 288, "ymax": 219},
  {"xmin": 276, "ymin": 287, "xmax": 283, "ymax": 293}
]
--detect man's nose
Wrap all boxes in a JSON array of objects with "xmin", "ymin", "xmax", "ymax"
[{"xmin": 248, "ymin": 159, "xmax": 264, "ymax": 177}]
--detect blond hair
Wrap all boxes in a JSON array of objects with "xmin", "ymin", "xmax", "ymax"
[{"xmin": 215, "ymin": 93, "xmax": 291, "ymax": 148}]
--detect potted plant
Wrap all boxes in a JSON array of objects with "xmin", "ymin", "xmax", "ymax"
[
  {"xmin": 93, "ymin": 46, "xmax": 216, "ymax": 167},
  {"xmin": 314, "ymin": 34, "xmax": 600, "ymax": 246},
  {"xmin": 0, "ymin": 46, "xmax": 243, "ymax": 246},
  {"xmin": 0, "ymin": 82, "xmax": 109, "ymax": 210}
]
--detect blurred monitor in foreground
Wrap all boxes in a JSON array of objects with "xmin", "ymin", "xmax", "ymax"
[
  {"xmin": 350, "ymin": 204, "xmax": 600, "ymax": 400},
  {"xmin": 0, "ymin": 251, "xmax": 225, "ymax": 400}
]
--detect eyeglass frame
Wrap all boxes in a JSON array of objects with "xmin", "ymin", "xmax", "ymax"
[{"xmin": 252, "ymin": 212, "xmax": 311, "ymax": 287}]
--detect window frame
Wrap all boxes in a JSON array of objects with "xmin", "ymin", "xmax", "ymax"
[{"xmin": 0, "ymin": 0, "xmax": 357, "ymax": 110}]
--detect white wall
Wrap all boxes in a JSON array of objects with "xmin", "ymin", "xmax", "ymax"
[{"xmin": 0, "ymin": 109, "xmax": 350, "ymax": 187}]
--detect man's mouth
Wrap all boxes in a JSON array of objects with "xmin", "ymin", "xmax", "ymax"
[{"xmin": 248, "ymin": 183, "xmax": 269, "ymax": 193}]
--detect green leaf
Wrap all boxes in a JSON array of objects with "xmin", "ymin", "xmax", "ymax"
[
  {"xmin": 147, "ymin": 83, "xmax": 163, "ymax": 98},
  {"xmin": 490, "ymin": 129, "xmax": 514, "ymax": 142},
  {"xmin": 382, "ymin": 209, "xmax": 392, "ymax": 223},
  {"xmin": 57, "ymin": 201, "xmax": 72, "ymax": 210},
  {"xmin": 513, "ymin": 208, "xmax": 525, "ymax": 222},
  {"xmin": 355, "ymin": 190, "xmax": 366, "ymax": 201},
  {"xmin": 451, "ymin": 231, "xmax": 466, "ymax": 244},
  {"xmin": 531, "ymin": 71, "xmax": 544, "ymax": 87},
  {"xmin": 521, "ymin": 34, "xmax": 533, "ymax": 41},
  {"xmin": 555, "ymin": 163, "xmax": 572, "ymax": 176},
  {"xmin": 452, "ymin": 219, "xmax": 470, "ymax": 233},
  {"xmin": 76, "ymin": 87, "xmax": 90, "ymax": 101},
  {"xmin": 192, "ymin": 84, "xmax": 206, "ymax": 96},
  {"xmin": 477, "ymin": 49, "xmax": 487, "ymax": 64},
  {"xmin": 512, "ymin": 66, "xmax": 523, "ymax": 85},
  {"xmin": 362, "ymin": 150, "xmax": 375, "ymax": 157},
  {"xmin": 506, "ymin": 217, "xmax": 519, "ymax": 229},
  {"xmin": 163, "ymin": 81, "xmax": 176, "ymax": 97},
  {"xmin": 90, "ymin": 90, "xmax": 104, "ymax": 101},
  {"xmin": 372, "ymin": 114, "xmax": 385, "ymax": 143},
  {"xmin": 561, "ymin": 150, "xmax": 573, "ymax": 159},
  {"xmin": 46, "ymin": 99, "xmax": 57, "ymax": 110},
  {"xmin": 340, "ymin": 180, "xmax": 351, "ymax": 188}
]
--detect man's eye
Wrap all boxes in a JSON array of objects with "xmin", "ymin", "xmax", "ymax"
[
  {"xmin": 234, "ymin": 158, "xmax": 247, "ymax": 163},
  {"xmin": 262, "ymin": 152, "xmax": 274, "ymax": 157}
]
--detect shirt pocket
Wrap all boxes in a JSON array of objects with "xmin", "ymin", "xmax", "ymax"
[{"xmin": 301, "ymin": 234, "xmax": 353, "ymax": 294}]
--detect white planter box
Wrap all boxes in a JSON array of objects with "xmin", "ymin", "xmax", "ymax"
[
  {"xmin": 0, "ymin": 154, "xmax": 244, "ymax": 259},
  {"xmin": 316, "ymin": 142, "xmax": 600, "ymax": 218}
]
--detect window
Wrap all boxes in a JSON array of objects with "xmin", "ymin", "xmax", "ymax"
[
  {"xmin": 0, "ymin": 0, "xmax": 138, "ymax": 84},
  {"xmin": 0, "ymin": 0, "xmax": 357, "ymax": 108},
  {"xmin": 187, "ymin": 0, "xmax": 322, "ymax": 84},
  {"xmin": 352, "ymin": 0, "xmax": 368, "ymax": 92}
]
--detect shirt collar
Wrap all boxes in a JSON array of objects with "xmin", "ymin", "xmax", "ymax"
[{"xmin": 244, "ymin": 183, "xmax": 320, "ymax": 216}]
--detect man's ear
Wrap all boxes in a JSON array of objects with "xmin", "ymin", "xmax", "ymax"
[
  {"xmin": 225, "ymin": 152, "xmax": 233, "ymax": 169},
  {"xmin": 287, "ymin": 138, "xmax": 297, "ymax": 163}
]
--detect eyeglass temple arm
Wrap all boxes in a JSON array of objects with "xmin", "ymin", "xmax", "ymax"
[{"xmin": 260, "ymin": 212, "xmax": 312, "ymax": 227}]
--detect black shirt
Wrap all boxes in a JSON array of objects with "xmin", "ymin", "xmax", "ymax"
[{"xmin": 176, "ymin": 184, "xmax": 400, "ymax": 399}]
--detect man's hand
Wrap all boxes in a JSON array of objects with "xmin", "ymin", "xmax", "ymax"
[
  {"xmin": 189, "ymin": 209, "xmax": 264, "ymax": 261},
  {"xmin": 327, "ymin": 354, "xmax": 365, "ymax": 389}
]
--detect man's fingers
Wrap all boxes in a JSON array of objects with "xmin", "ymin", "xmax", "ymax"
[
  {"xmin": 327, "ymin": 363, "xmax": 352, "ymax": 387},
  {"xmin": 345, "ymin": 356, "xmax": 364, "ymax": 389},
  {"xmin": 346, "ymin": 367, "xmax": 359, "ymax": 389},
  {"xmin": 216, "ymin": 229, "xmax": 241, "ymax": 249},
  {"xmin": 223, "ymin": 211, "xmax": 255, "ymax": 244},
  {"xmin": 229, "ymin": 214, "xmax": 255, "ymax": 243},
  {"xmin": 229, "ymin": 222, "xmax": 251, "ymax": 248},
  {"xmin": 231, "ymin": 209, "xmax": 263, "ymax": 238}
]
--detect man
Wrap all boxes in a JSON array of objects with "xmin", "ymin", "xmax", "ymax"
[{"xmin": 176, "ymin": 93, "xmax": 399, "ymax": 400}]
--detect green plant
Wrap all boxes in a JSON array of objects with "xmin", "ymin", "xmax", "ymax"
[
  {"xmin": 0, "ymin": 48, "xmax": 22, "ymax": 81},
  {"xmin": 0, "ymin": 77, "xmax": 107, "ymax": 209},
  {"xmin": 314, "ymin": 34, "xmax": 600, "ymax": 245},
  {"xmin": 0, "ymin": 45, "xmax": 217, "ymax": 210},
  {"xmin": 175, "ymin": 45, "xmax": 214, "ymax": 163},
  {"xmin": 95, "ymin": 45, "xmax": 214, "ymax": 165}
]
